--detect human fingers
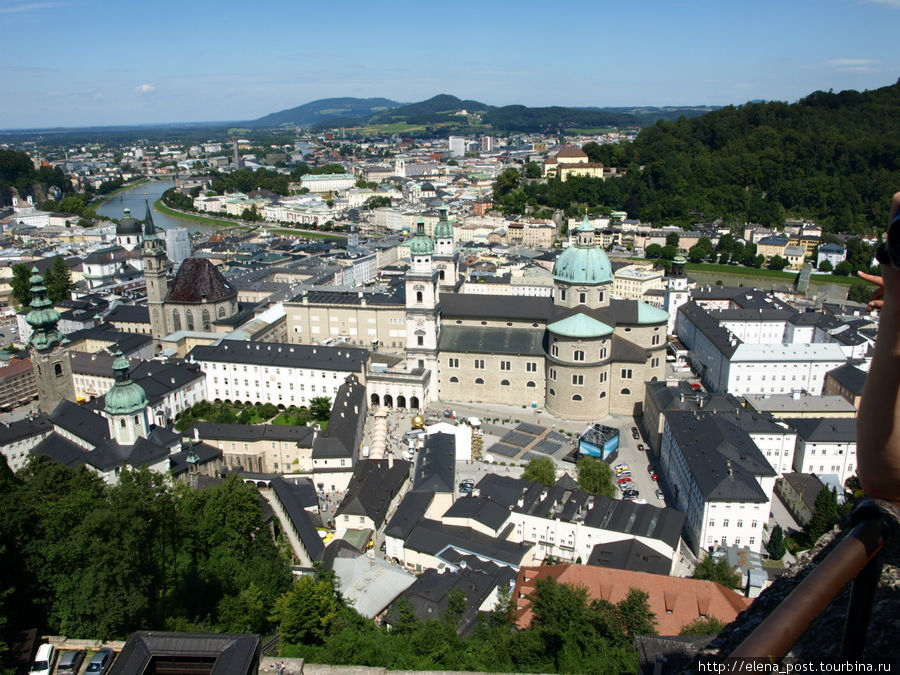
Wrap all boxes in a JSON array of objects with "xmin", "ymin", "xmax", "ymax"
[{"xmin": 857, "ymin": 270, "xmax": 883, "ymax": 286}]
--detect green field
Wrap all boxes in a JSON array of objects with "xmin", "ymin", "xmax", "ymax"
[
  {"xmin": 684, "ymin": 262, "xmax": 863, "ymax": 288},
  {"xmin": 153, "ymin": 198, "xmax": 250, "ymax": 229},
  {"xmin": 265, "ymin": 226, "xmax": 344, "ymax": 240}
]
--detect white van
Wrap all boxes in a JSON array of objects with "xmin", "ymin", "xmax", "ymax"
[
  {"xmin": 31, "ymin": 643, "xmax": 55, "ymax": 675},
  {"xmin": 362, "ymin": 446, "xmax": 370, "ymax": 458}
]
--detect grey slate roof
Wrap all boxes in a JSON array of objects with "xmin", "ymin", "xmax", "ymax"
[
  {"xmin": 384, "ymin": 556, "xmax": 516, "ymax": 636},
  {"xmin": 168, "ymin": 442, "xmax": 221, "ymax": 476},
  {"xmin": 0, "ymin": 414, "xmax": 51, "ymax": 446},
  {"xmin": 440, "ymin": 292, "xmax": 553, "ymax": 321},
  {"xmin": 188, "ymin": 422, "xmax": 314, "ymax": 446},
  {"xmin": 335, "ymin": 459, "xmax": 411, "ymax": 527},
  {"xmin": 587, "ymin": 538, "xmax": 672, "ymax": 575},
  {"xmin": 385, "ymin": 491, "xmax": 433, "ymax": 540},
  {"xmin": 474, "ymin": 473, "xmax": 684, "ymax": 549},
  {"xmin": 780, "ymin": 472, "xmax": 825, "ymax": 512},
  {"xmin": 785, "ymin": 417, "xmax": 857, "ymax": 443},
  {"xmin": 404, "ymin": 518, "xmax": 532, "ymax": 568},
  {"xmin": 678, "ymin": 301, "xmax": 739, "ymax": 358},
  {"xmin": 105, "ymin": 304, "xmax": 150, "ymax": 324},
  {"xmin": 413, "ymin": 432, "xmax": 455, "ymax": 493},
  {"xmin": 663, "ymin": 411, "xmax": 776, "ymax": 503},
  {"xmin": 271, "ymin": 476, "xmax": 324, "ymax": 561},
  {"xmin": 189, "ymin": 340, "xmax": 367, "ymax": 372},
  {"xmin": 438, "ymin": 325, "xmax": 544, "ymax": 356},
  {"xmin": 312, "ymin": 374, "xmax": 366, "ymax": 459},
  {"xmin": 442, "ymin": 495, "xmax": 511, "ymax": 532},
  {"xmin": 826, "ymin": 363, "xmax": 867, "ymax": 395},
  {"xmin": 109, "ymin": 631, "xmax": 260, "ymax": 675}
]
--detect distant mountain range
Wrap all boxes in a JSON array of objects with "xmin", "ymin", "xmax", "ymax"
[{"xmin": 246, "ymin": 94, "xmax": 717, "ymax": 132}]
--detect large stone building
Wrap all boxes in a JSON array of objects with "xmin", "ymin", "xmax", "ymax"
[
  {"xmin": 284, "ymin": 214, "xmax": 668, "ymax": 419},
  {"xmin": 144, "ymin": 206, "xmax": 240, "ymax": 343}
]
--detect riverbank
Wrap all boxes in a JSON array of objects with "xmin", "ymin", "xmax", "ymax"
[
  {"xmin": 91, "ymin": 178, "xmax": 153, "ymax": 209},
  {"xmin": 153, "ymin": 198, "xmax": 251, "ymax": 230}
]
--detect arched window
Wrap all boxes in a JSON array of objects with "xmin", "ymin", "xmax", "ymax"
[
  {"xmin": 186, "ymin": 311, "xmax": 195, "ymax": 331},
  {"xmin": 439, "ymin": 270, "xmax": 445, "ymax": 280},
  {"xmin": 54, "ymin": 363, "xmax": 63, "ymax": 377},
  {"xmin": 573, "ymin": 350, "xmax": 585, "ymax": 361},
  {"xmin": 449, "ymin": 376, "xmax": 459, "ymax": 383},
  {"xmin": 416, "ymin": 291, "xmax": 423, "ymax": 303},
  {"xmin": 526, "ymin": 381, "xmax": 536, "ymax": 388},
  {"xmin": 202, "ymin": 309, "xmax": 211, "ymax": 331},
  {"xmin": 500, "ymin": 379, "xmax": 510, "ymax": 386},
  {"xmin": 621, "ymin": 388, "xmax": 631, "ymax": 395},
  {"xmin": 218, "ymin": 306, "xmax": 226, "ymax": 318},
  {"xmin": 572, "ymin": 394, "xmax": 582, "ymax": 401},
  {"xmin": 549, "ymin": 388, "xmax": 556, "ymax": 396},
  {"xmin": 475, "ymin": 378, "xmax": 484, "ymax": 385},
  {"xmin": 599, "ymin": 391, "xmax": 606, "ymax": 398},
  {"xmin": 172, "ymin": 310, "xmax": 182, "ymax": 332}
]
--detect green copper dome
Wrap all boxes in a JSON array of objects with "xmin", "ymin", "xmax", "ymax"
[
  {"xmin": 25, "ymin": 267, "xmax": 66, "ymax": 352},
  {"xmin": 552, "ymin": 216, "xmax": 612, "ymax": 285},
  {"xmin": 547, "ymin": 313, "xmax": 614, "ymax": 338},
  {"xmin": 104, "ymin": 350, "xmax": 148, "ymax": 415},
  {"xmin": 433, "ymin": 204, "xmax": 453, "ymax": 239},
  {"xmin": 409, "ymin": 217, "xmax": 434, "ymax": 255}
]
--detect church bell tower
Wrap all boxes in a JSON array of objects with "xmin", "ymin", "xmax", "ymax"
[
  {"xmin": 142, "ymin": 201, "xmax": 170, "ymax": 341},
  {"xmin": 26, "ymin": 267, "xmax": 74, "ymax": 413}
]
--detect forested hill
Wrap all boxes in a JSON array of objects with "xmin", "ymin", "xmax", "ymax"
[
  {"xmin": 0, "ymin": 149, "xmax": 71, "ymax": 205},
  {"xmin": 584, "ymin": 80, "xmax": 900, "ymax": 233},
  {"xmin": 249, "ymin": 97, "xmax": 401, "ymax": 128}
]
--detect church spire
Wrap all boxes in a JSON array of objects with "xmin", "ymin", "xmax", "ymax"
[
  {"xmin": 25, "ymin": 267, "xmax": 65, "ymax": 352},
  {"xmin": 144, "ymin": 199, "xmax": 159, "ymax": 238}
]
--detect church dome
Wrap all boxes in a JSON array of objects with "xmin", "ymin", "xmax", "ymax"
[
  {"xmin": 433, "ymin": 206, "xmax": 453, "ymax": 240},
  {"xmin": 552, "ymin": 215, "xmax": 612, "ymax": 285},
  {"xmin": 117, "ymin": 207, "xmax": 142, "ymax": 235},
  {"xmin": 409, "ymin": 218, "xmax": 434, "ymax": 255},
  {"xmin": 104, "ymin": 351, "xmax": 148, "ymax": 415}
]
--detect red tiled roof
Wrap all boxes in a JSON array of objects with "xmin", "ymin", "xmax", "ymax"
[
  {"xmin": 514, "ymin": 563, "xmax": 752, "ymax": 635},
  {"xmin": 0, "ymin": 358, "xmax": 32, "ymax": 380},
  {"xmin": 556, "ymin": 147, "xmax": 589, "ymax": 158}
]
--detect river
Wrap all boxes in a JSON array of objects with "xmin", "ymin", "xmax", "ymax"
[{"xmin": 95, "ymin": 179, "xmax": 221, "ymax": 234}]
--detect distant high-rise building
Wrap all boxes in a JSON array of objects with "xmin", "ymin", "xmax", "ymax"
[
  {"xmin": 481, "ymin": 136, "xmax": 493, "ymax": 152},
  {"xmin": 448, "ymin": 136, "xmax": 466, "ymax": 158},
  {"xmin": 232, "ymin": 139, "xmax": 242, "ymax": 169},
  {"xmin": 165, "ymin": 228, "xmax": 191, "ymax": 267}
]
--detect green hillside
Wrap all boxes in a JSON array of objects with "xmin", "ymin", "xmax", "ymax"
[
  {"xmin": 248, "ymin": 97, "xmax": 401, "ymax": 128},
  {"xmin": 502, "ymin": 81, "xmax": 900, "ymax": 234}
]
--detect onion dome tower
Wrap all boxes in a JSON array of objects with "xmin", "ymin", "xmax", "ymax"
[
  {"xmin": 552, "ymin": 214, "xmax": 613, "ymax": 309},
  {"xmin": 432, "ymin": 203, "xmax": 457, "ymax": 291},
  {"xmin": 26, "ymin": 267, "xmax": 74, "ymax": 412},
  {"xmin": 116, "ymin": 207, "xmax": 143, "ymax": 250},
  {"xmin": 104, "ymin": 350, "xmax": 150, "ymax": 445}
]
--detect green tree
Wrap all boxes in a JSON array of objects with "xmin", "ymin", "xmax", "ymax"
[
  {"xmin": 767, "ymin": 255, "xmax": 789, "ymax": 271},
  {"xmin": 718, "ymin": 251, "xmax": 731, "ymax": 265},
  {"xmin": 665, "ymin": 232, "xmax": 680, "ymax": 248},
  {"xmin": 45, "ymin": 257, "xmax": 73, "ymax": 303},
  {"xmin": 522, "ymin": 456, "xmax": 556, "ymax": 485},
  {"xmin": 688, "ymin": 245, "xmax": 707, "ymax": 263},
  {"xmin": 660, "ymin": 245, "xmax": 679, "ymax": 260},
  {"xmin": 523, "ymin": 162, "xmax": 542, "ymax": 179},
  {"xmin": 848, "ymin": 281, "xmax": 875, "ymax": 304},
  {"xmin": 272, "ymin": 574, "xmax": 339, "ymax": 644},
  {"xmin": 818, "ymin": 259, "xmax": 834, "ymax": 272},
  {"xmin": 575, "ymin": 457, "xmax": 615, "ymax": 497},
  {"xmin": 615, "ymin": 588, "xmax": 657, "ymax": 637},
  {"xmin": 680, "ymin": 617, "xmax": 726, "ymax": 636},
  {"xmin": 766, "ymin": 523, "xmax": 786, "ymax": 560},
  {"xmin": 645, "ymin": 243, "xmax": 663, "ymax": 259},
  {"xmin": 10, "ymin": 263, "xmax": 32, "ymax": 308},
  {"xmin": 806, "ymin": 486, "xmax": 839, "ymax": 543},
  {"xmin": 310, "ymin": 397, "xmax": 332, "ymax": 421},
  {"xmin": 493, "ymin": 168, "xmax": 520, "ymax": 201},
  {"xmin": 716, "ymin": 233, "xmax": 735, "ymax": 252},
  {"xmin": 692, "ymin": 555, "xmax": 741, "ymax": 590},
  {"xmin": 833, "ymin": 260, "xmax": 853, "ymax": 276}
]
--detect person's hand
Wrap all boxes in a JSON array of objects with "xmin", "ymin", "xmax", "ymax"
[
  {"xmin": 856, "ymin": 191, "xmax": 900, "ymax": 313},
  {"xmin": 857, "ymin": 270, "xmax": 885, "ymax": 312}
]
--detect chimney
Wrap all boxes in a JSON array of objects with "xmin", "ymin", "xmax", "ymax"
[
  {"xmin": 193, "ymin": 428, "xmax": 199, "ymax": 442},
  {"xmin": 388, "ymin": 451, "xmax": 393, "ymax": 468},
  {"xmin": 726, "ymin": 459, "xmax": 733, "ymax": 477}
]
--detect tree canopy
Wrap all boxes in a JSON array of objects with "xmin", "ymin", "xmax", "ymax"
[
  {"xmin": 575, "ymin": 457, "xmax": 616, "ymax": 497},
  {"xmin": 692, "ymin": 555, "xmax": 741, "ymax": 590},
  {"xmin": 522, "ymin": 457, "xmax": 556, "ymax": 486}
]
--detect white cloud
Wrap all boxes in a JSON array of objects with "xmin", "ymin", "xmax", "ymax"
[
  {"xmin": 822, "ymin": 58, "xmax": 878, "ymax": 72},
  {"xmin": 0, "ymin": 2, "xmax": 66, "ymax": 13},
  {"xmin": 136, "ymin": 83, "xmax": 156, "ymax": 95}
]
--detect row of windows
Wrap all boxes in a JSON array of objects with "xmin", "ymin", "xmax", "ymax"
[
  {"xmin": 446, "ymin": 358, "xmax": 539, "ymax": 371},
  {"xmin": 447, "ymin": 377, "xmax": 538, "ymax": 387},
  {"xmin": 709, "ymin": 519, "xmax": 758, "ymax": 528},
  {"xmin": 548, "ymin": 388, "xmax": 626, "ymax": 398},
  {"xmin": 548, "ymin": 369, "xmax": 612, "ymax": 383},
  {"xmin": 550, "ymin": 344, "xmax": 608, "ymax": 360}
]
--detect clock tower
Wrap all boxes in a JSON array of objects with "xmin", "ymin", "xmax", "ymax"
[
  {"xmin": 405, "ymin": 217, "xmax": 440, "ymax": 403},
  {"xmin": 142, "ymin": 201, "xmax": 170, "ymax": 342}
]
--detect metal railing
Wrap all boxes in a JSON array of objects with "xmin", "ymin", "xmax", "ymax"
[{"xmin": 730, "ymin": 498, "xmax": 899, "ymax": 661}]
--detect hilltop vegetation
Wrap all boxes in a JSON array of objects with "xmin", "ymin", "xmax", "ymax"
[
  {"xmin": 249, "ymin": 97, "xmax": 401, "ymax": 128},
  {"xmin": 495, "ymin": 81, "xmax": 900, "ymax": 234},
  {"xmin": 0, "ymin": 148, "xmax": 72, "ymax": 205}
]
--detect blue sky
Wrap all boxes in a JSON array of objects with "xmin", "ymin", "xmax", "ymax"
[{"xmin": 1, "ymin": 0, "xmax": 898, "ymax": 128}]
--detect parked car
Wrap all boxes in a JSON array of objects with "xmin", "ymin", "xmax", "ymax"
[
  {"xmin": 631, "ymin": 426, "xmax": 639, "ymax": 439},
  {"xmin": 650, "ymin": 472, "xmax": 658, "ymax": 482},
  {"xmin": 623, "ymin": 489, "xmax": 639, "ymax": 499},
  {"xmin": 57, "ymin": 650, "xmax": 86, "ymax": 673},
  {"xmin": 632, "ymin": 498, "xmax": 648, "ymax": 505},
  {"xmin": 637, "ymin": 443, "xmax": 644, "ymax": 452},
  {"xmin": 30, "ymin": 644, "xmax": 55, "ymax": 675},
  {"xmin": 616, "ymin": 477, "xmax": 633, "ymax": 485},
  {"xmin": 655, "ymin": 488, "xmax": 665, "ymax": 500},
  {"xmin": 86, "ymin": 648, "xmax": 114, "ymax": 674},
  {"xmin": 690, "ymin": 382, "xmax": 702, "ymax": 390},
  {"xmin": 459, "ymin": 483, "xmax": 473, "ymax": 494},
  {"xmin": 647, "ymin": 464, "xmax": 655, "ymax": 474},
  {"xmin": 615, "ymin": 464, "xmax": 631, "ymax": 474}
]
